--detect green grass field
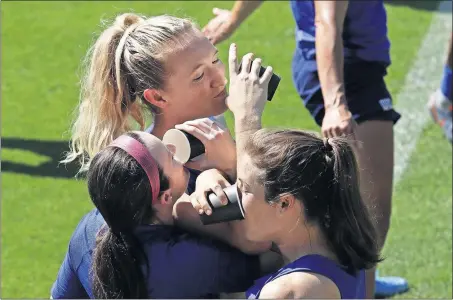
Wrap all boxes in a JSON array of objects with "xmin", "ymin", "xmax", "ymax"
[{"xmin": 1, "ymin": 1, "xmax": 451, "ymax": 298}]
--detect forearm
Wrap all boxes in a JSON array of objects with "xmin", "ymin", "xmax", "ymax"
[
  {"xmin": 315, "ymin": 21, "xmax": 346, "ymax": 109},
  {"xmin": 173, "ymin": 194, "xmax": 269, "ymax": 254},
  {"xmin": 230, "ymin": 0, "xmax": 263, "ymax": 27},
  {"xmin": 314, "ymin": 1, "xmax": 349, "ymax": 109},
  {"xmin": 234, "ymin": 115, "xmax": 262, "ymax": 156}
]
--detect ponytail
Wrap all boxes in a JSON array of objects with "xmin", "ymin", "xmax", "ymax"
[
  {"xmin": 61, "ymin": 13, "xmax": 145, "ymax": 174},
  {"xmin": 92, "ymin": 227, "xmax": 148, "ymax": 298},
  {"xmin": 62, "ymin": 13, "xmax": 195, "ymax": 174},
  {"xmin": 320, "ymin": 138, "xmax": 382, "ymax": 274},
  {"xmin": 244, "ymin": 129, "xmax": 382, "ymax": 275}
]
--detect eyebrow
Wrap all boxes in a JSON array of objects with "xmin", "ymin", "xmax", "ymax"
[{"xmin": 191, "ymin": 48, "xmax": 219, "ymax": 73}]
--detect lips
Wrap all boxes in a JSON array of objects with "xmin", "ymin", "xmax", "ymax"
[{"xmin": 214, "ymin": 88, "xmax": 227, "ymax": 99}]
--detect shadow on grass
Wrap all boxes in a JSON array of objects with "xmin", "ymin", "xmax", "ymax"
[
  {"xmin": 2, "ymin": 137, "xmax": 81, "ymax": 179},
  {"xmin": 385, "ymin": 0, "xmax": 445, "ymax": 12}
]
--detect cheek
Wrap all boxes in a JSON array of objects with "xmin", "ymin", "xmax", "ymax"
[
  {"xmin": 242, "ymin": 195, "xmax": 266, "ymax": 227},
  {"xmin": 242, "ymin": 195, "xmax": 269, "ymax": 242},
  {"xmin": 184, "ymin": 83, "xmax": 210, "ymax": 104},
  {"xmin": 241, "ymin": 193, "xmax": 255, "ymax": 213},
  {"xmin": 166, "ymin": 81, "xmax": 203, "ymax": 105},
  {"xmin": 242, "ymin": 194, "xmax": 277, "ymax": 241}
]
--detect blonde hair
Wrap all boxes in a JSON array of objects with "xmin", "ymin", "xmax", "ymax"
[{"xmin": 62, "ymin": 13, "xmax": 195, "ymax": 174}]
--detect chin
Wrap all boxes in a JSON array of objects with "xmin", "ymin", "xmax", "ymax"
[
  {"xmin": 196, "ymin": 107, "xmax": 227, "ymax": 120},
  {"xmin": 213, "ymin": 102, "xmax": 228, "ymax": 116}
]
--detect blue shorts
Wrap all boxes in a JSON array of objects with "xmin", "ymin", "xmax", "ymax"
[{"xmin": 292, "ymin": 48, "xmax": 401, "ymax": 126}]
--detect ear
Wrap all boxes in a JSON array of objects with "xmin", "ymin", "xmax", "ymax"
[
  {"xmin": 276, "ymin": 194, "xmax": 296, "ymax": 215},
  {"xmin": 158, "ymin": 189, "xmax": 173, "ymax": 205},
  {"xmin": 143, "ymin": 89, "xmax": 168, "ymax": 109}
]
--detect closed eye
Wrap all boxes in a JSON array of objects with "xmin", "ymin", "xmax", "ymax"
[
  {"xmin": 194, "ymin": 73, "xmax": 204, "ymax": 81},
  {"xmin": 193, "ymin": 59, "xmax": 220, "ymax": 82}
]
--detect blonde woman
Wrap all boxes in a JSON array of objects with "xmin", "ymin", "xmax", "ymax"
[{"xmin": 63, "ymin": 13, "xmax": 236, "ymax": 182}]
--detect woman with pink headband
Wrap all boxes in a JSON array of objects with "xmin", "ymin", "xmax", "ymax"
[{"xmin": 51, "ymin": 132, "xmax": 274, "ymax": 299}]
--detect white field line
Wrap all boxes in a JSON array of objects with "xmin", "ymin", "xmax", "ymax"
[{"xmin": 393, "ymin": 0, "xmax": 452, "ymax": 184}]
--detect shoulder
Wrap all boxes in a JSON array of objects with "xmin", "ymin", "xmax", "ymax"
[
  {"xmin": 259, "ymin": 271, "xmax": 341, "ymax": 299},
  {"xmin": 69, "ymin": 209, "xmax": 103, "ymax": 242},
  {"xmin": 68, "ymin": 209, "xmax": 104, "ymax": 259}
]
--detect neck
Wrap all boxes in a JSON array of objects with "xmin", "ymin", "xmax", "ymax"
[
  {"xmin": 151, "ymin": 114, "xmax": 182, "ymax": 140},
  {"xmin": 273, "ymin": 223, "xmax": 335, "ymax": 264}
]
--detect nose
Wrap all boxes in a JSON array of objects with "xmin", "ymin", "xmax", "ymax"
[
  {"xmin": 211, "ymin": 75, "xmax": 227, "ymax": 89},
  {"xmin": 211, "ymin": 65, "xmax": 227, "ymax": 88}
]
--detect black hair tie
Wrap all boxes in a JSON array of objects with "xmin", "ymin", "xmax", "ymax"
[{"xmin": 323, "ymin": 137, "xmax": 333, "ymax": 152}]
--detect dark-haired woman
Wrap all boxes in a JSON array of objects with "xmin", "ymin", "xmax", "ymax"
[{"xmin": 193, "ymin": 43, "xmax": 382, "ymax": 299}]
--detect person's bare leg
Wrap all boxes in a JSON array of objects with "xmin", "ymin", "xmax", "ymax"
[
  {"xmin": 353, "ymin": 120, "xmax": 394, "ymax": 298},
  {"xmin": 365, "ymin": 268, "xmax": 376, "ymax": 299}
]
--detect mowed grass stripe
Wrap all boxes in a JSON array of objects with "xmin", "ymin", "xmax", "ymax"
[
  {"xmin": 380, "ymin": 123, "xmax": 452, "ymax": 298},
  {"xmin": 379, "ymin": 2, "xmax": 452, "ymax": 297},
  {"xmin": 392, "ymin": 0, "xmax": 452, "ymax": 184}
]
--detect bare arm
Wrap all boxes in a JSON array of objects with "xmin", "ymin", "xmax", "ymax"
[
  {"xmin": 314, "ymin": 0, "xmax": 349, "ymax": 110},
  {"xmin": 203, "ymin": 1, "xmax": 264, "ymax": 45},
  {"xmin": 259, "ymin": 272, "xmax": 341, "ymax": 299},
  {"xmin": 235, "ymin": 115, "xmax": 262, "ymax": 160},
  {"xmin": 173, "ymin": 192, "xmax": 271, "ymax": 254},
  {"xmin": 229, "ymin": 0, "xmax": 264, "ymax": 27}
]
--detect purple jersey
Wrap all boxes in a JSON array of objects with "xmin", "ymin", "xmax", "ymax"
[
  {"xmin": 51, "ymin": 209, "xmax": 261, "ymax": 298},
  {"xmin": 246, "ymin": 254, "xmax": 366, "ymax": 299}
]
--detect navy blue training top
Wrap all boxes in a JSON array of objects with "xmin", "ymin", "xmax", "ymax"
[
  {"xmin": 246, "ymin": 254, "xmax": 366, "ymax": 299},
  {"xmin": 51, "ymin": 208, "xmax": 261, "ymax": 298},
  {"xmin": 52, "ymin": 121, "xmax": 259, "ymax": 298}
]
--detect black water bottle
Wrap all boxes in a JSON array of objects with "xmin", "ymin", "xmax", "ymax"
[{"xmin": 199, "ymin": 184, "xmax": 245, "ymax": 225}]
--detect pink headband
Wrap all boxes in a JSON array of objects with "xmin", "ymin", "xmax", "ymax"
[{"xmin": 110, "ymin": 135, "xmax": 161, "ymax": 204}]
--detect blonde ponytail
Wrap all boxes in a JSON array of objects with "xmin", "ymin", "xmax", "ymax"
[{"xmin": 62, "ymin": 13, "xmax": 195, "ymax": 174}]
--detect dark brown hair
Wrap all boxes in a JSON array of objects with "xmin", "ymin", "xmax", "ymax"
[
  {"xmin": 245, "ymin": 128, "xmax": 382, "ymax": 274},
  {"xmin": 88, "ymin": 132, "xmax": 170, "ymax": 298}
]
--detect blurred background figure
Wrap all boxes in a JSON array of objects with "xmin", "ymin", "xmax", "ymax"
[{"xmin": 428, "ymin": 33, "xmax": 452, "ymax": 143}]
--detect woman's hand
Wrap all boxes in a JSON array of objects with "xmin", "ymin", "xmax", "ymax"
[
  {"xmin": 175, "ymin": 118, "xmax": 237, "ymax": 179},
  {"xmin": 190, "ymin": 168, "xmax": 232, "ymax": 216},
  {"xmin": 226, "ymin": 43, "xmax": 274, "ymax": 124},
  {"xmin": 322, "ymin": 104, "xmax": 357, "ymax": 139},
  {"xmin": 202, "ymin": 8, "xmax": 237, "ymax": 45},
  {"xmin": 173, "ymin": 169, "xmax": 272, "ymax": 254}
]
